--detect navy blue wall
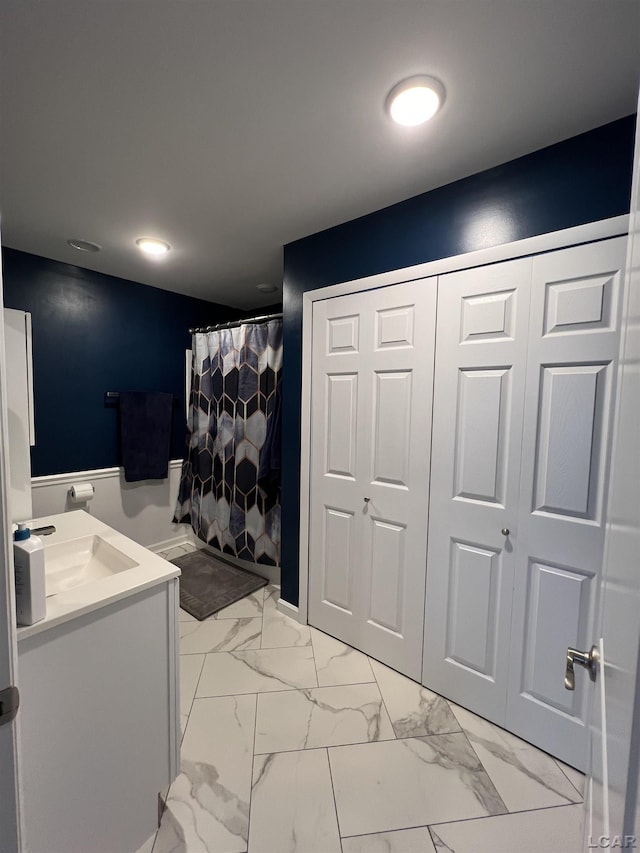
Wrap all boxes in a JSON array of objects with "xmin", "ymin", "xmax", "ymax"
[
  {"xmin": 2, "ymin": 249, "xmax": 240, "ymax": 476},
  {"xmin": 281, "ymin": 114, "xmax": 636, "ymax": 606}
]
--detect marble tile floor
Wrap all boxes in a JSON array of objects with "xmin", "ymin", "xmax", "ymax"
[{"xmin": 138, "ymin": 547, "xmax": 585, "ymax": 853}]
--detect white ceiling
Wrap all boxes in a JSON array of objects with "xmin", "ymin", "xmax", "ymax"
[{"xmin": 1, "ymin": 2, "xmax": 638, "ymax": 309}]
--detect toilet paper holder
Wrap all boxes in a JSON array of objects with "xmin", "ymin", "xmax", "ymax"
[{"xmin": 68, "ymin": 483, "xmax": 95, "ymax": 503}]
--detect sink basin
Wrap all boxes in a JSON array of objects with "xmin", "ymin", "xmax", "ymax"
[{"xmin": 45, "ymin": 535, "xmax": 139, "ymax": 596}]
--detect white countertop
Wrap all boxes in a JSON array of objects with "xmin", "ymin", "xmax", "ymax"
[{"xmin": 16, "ymin": 510, "xmax": 180, "ymax": 641}]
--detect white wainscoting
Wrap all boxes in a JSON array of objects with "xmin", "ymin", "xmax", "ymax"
[
  {"xmin": 31, "ymin": 460, "xmax": 191, "ymax": 550},
  {"xmin": 31, "ymin": 461, "xmax": 282, "ymax": 586}
]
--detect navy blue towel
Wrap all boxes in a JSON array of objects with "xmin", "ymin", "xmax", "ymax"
[{"xmin": 119, "ymin": 391, "xmax": 173, "ymax": 483}]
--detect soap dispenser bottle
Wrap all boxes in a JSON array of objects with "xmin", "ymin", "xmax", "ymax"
[{"xmin": 14, "ymin": 522, "xmax": 46, "ymax": 626}]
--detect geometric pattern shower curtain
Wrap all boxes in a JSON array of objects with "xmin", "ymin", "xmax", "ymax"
[{"xmin": 173, "ymin": 319, "xmax": 282, "ymax": 566}]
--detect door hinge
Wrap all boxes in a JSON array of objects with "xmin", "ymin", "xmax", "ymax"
[{"xmin": 0, "ymin": 685, "xmax": 20, "ymax": 726}]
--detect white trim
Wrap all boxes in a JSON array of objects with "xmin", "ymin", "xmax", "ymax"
[
  {"xmin": 0, "ymin": 254, "xmax": 24, "ymax": 851},
  {"xmin": 297, "ymin": 215, "xmax": 629, "ymax": 626},
  {"xmin": 147, "ymin": 532, "xmax": 192, "ymax": 555},
  {"xmin": 302, "ymin": 215, "xmax": 629, "ymax": 305},
  {"xmin": 276, "ymin": 597, "xmax": 301, "ymax": 623},
  {"xmin": 31, "ymin": 458, "xmax": 184, "ymax": 489},
  {"xmin": 31, "ymin": 460, "xmax": 188, "ymax": 551},
  {"xmin": 167, "ymin": 577, "xmax": 181, "ymax": 781},
  {"xmin": 297, "ymin": 289, "xmax": 314, "ymax": 626}
]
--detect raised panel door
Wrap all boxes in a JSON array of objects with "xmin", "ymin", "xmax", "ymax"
[
  {"xmin": 422, "ymin": 258, "xmax": 532, "ymax": 721},
  {"xmin": 308, "ymin": 278, "xmax": 436, "ymax": 679},
  {"xmin": 309, "ymin": 292, "xmax": 364, "ymax": 639},
  {"xmin": 506, "ymin": 236, "xmax": 627, "ymax": 770}
]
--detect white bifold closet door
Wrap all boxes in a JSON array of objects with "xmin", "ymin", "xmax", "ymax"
[
  {"xmin": 421, "ymin": 257, "xmax": 532, "ymax": 720},
  {"xmin": 506, "ymin": 237, "xmax": 626, "ymax": 769},
  {"xmin": 423, "ymin": 236, "xmax": 626, "ymax": 769},
  {"xmin": 308, "ymin": 278, "xmax": 437, "ymax": 680}
]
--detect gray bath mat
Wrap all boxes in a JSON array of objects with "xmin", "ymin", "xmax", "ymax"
[{"xmin": 171, "ymin": 550, "xmax": 268, "ymax": 620}]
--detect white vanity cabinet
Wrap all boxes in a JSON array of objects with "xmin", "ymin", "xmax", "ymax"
[{"xmin": 16, "ymin": 513, "xmax": 180, "ymax": 853}]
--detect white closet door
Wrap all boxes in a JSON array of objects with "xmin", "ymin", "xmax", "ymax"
[
  {"xmin": 422, "ymin": 258, "xmax": 532, "ymax": 721},
  {"xmin": 506, "ymin": 236, "xmax": 627, "ymax": 770},
  {"xmin": 308, "ymin": 278, "xmax": 437, "ymax": 680}
]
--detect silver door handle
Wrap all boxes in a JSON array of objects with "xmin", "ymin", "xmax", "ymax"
[
  {"xmin": 364, "ymin": 497, "xmax": 370, "ymax": 503},
  {"xmin": 564, "ymin": 645, "xmax": 599, "ymax": 690},
  {"xmin": 501, "ymin": 528, "xmax": 510, "ymax": 536}
]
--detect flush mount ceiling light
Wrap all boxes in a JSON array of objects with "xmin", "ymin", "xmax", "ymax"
[
  {"xmin": 67, "ymin": 238, "xmax": 101, "ymax": 253},
  {"xmin": 256, "ymin": 283, "xmax": 278, "ymax": 293},
  {"xmin": 386, "ymin": 75, "xmax": 445, "ymax": 126},
  {"xmin": 136, "ymin": 237, "xmax": 171, "ymax": 256}
]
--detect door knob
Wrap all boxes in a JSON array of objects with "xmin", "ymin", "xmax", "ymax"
[
  {"xmin": 364, "ymin": 497, "xmax": 370, "ymax": 503},
  {"xmin": 501, "ymin": 528, "xmax": 510, "ymax": 536},
  {"xmin": 564, "ymin": 645, "xmax": 599, "ymax": 691}
]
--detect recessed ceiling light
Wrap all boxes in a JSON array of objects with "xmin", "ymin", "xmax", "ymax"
[
  {"xmin": 67, "ymin": 238, "xmax": 101, "ymax": 253},
  {"xmin": 386, "ymin": 75, "xmax": 445, "ymax": 126},
  {"xmin": 256, "ymin": 283, "xmax": 278, "ymax": 293},
  {"xmin": 136, "ymin": 237, "xmax": 171, "ymax": 256}
]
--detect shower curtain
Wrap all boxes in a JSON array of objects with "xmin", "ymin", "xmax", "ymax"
[{"xmin": 173, "ymin": 319, "xmax": 282, "ymax": 566}]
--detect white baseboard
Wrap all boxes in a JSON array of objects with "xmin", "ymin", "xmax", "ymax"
[
  {"xmin": 276, "ymin": 597, "xmax": 303, "ymax": 623},
  {"xmin": 147, "ymin": 533, "xmax": 192, "ymax": 554}
]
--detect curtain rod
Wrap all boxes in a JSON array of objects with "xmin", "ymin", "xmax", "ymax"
[{"xmin": 189, "ymin": 311, "xmax": 283, "ymax": 334}]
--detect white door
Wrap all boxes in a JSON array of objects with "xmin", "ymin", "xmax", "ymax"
[
  {"xmin": 308, "ymin": 278, "xmax": 437, "ymax": 679},
  {"xmin": 506, "ymin": 237, "xmax": 627, "ymax": 771},
  {"xmin": 588, "ymin": 105, "xmax": 640, "ymax": 846},
  {"xmin": 422, "ymin": 258, "xmax": 532, "ymax": 720},
  {"xmin": 0, "ymin": 273, "xmax": 24, "ymax": 849}
]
